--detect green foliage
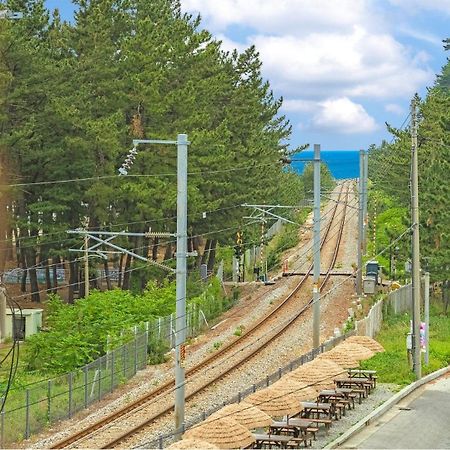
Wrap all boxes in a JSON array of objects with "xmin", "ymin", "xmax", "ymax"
[
  {"xmin": 24, "ymin": 279, "xmax": 222, "ymax": 373},
  {"xmin": 0, "ymin": 0, "xmax": 305, "ymax": 297},
  {"xmin": 360, "ymin": 302, "xmax": 450, "ymax": 385},
  {"xmin": 368, "ymin": 51, "xmax": 450, "ymax": 281}
]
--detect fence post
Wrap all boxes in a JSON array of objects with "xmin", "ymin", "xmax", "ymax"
[
  {"xmin": 134, "ymin": 326, "xmax": 138, "ymax": 374},
  {"xmin": 47, "ymin": 380, "xmax": 52, "ymax": 422},
  {"xmin": 111, "ymin": 350, "xmax": 115, "ymax": 392},
  {"xmin": 68, "ymin": 372, "xmax": 73, "ymax": 418},
  {"xmin": 84, "ymin": 367, "xmax": 88, "ymax": 408},
  {"xmin": 98, "ymin": 366, "xmax": 102, "ymax": 401},
  {"xmin": 278, "ymin": 367, "xmax": 282, "ymax": 379},
  {"xmin": 158, "ymin": 317, "xmax": 161, "ymax": 340},
  {"xmin": 0, "ymin": 397, "xmax": 4, "ymax": 449},
  {"xmin": 169, "ymin": 313, "xmax": 174, "ymax": 348},
  {"xmin": 25, "ymin": 389, "xmax": 30, "ymax": 439},
  {"xmin": 122, "ymin": 344, "xmax": 126, "ymax": 378},
  {"xmin": 145, "ymin": 321, "xmax": 149, "ymax": 367}
]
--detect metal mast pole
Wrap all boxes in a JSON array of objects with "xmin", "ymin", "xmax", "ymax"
[
  {"xmin": 174, "ymin": 134, "xmax": 188, "ymax": 435},
  {"xmin": 363, "ymin": 151, "xmax": 368, "ymax": 254},
  {"xmin": 357, "ymin": 150, "xmax": 364, "ymax": 296},
  {"xmin": 424, "ymin": 271, "xmax": 430, "ymax": 365},
  {"xmin": 312, "ymin": 144, "xmax": 321, "ymax": 348},
  {"xmin": 84, "ymin": 233, "xmax": 89, "ymax": 298},
  {"xmin": 411, "ymin": 97, "xmax": 422, "ymax": 379}
]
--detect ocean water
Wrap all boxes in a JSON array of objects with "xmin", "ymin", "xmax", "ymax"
[{"xmin": 291, "ymin": 150, "xmax": 360, "ymax": 180}]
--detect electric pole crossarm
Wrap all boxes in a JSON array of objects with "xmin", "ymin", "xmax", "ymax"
[
  {"xmin": 242, "ymin": 205, "xmax": 298, "ymax": 225},
  {"xmin": 68, "ymin": 231, "xmax": 176, "ymax": 273},
  {"xmin": 67, "ymin": 230, "xmax": 176, "ymax": 238}
]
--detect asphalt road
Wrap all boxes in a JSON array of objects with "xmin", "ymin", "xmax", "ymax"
[{"xmin": 343, "ymin": 374, "xmax": 450, "ymax": 449}]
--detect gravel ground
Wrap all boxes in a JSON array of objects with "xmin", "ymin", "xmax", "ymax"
[
  {"xmin": 26, "ymin": 182, "xmax": 363, "ymax": 449},
  {"xmin": 313, "ymin": 384, "xmax": 396, "ymax": 449}
]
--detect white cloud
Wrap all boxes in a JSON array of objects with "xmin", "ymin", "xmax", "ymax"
[
  {"xmin": 311, "ymin": 97, "xmax": 378, "ymax": 134},
  {"xmin": 251, "ymin": 27, "xmax": 433, "ymax": 99},
  {"xmin": 385, "ymin": 103, "xmax": 405, "ymax": 115},
  {"xmin": 182, "ymin": 0, "xmax": 376, "ymax": 34}
]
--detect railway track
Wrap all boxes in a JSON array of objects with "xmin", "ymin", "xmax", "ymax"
[{"xmin": 52, "ymin": 182, "xmax": 352, "ymax": 449}]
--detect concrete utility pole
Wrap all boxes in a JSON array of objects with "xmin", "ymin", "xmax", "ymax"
[
  {"xmin": 312, "ymin": 144, "xmax": 321, "ymax": 348},
  {"xmin": 357, "ymin": 149, "xmax": 364, "ymax": 296},
  {"xmin": 424, "ymin": 271, "xmax": 430, "ymax": 365},
  {"xmin": 70, "ymin": 134, "xmax": 190, "ymax": 436},
  {"xmin": 0, "ymin": 285, "xmax": 6, "ymax": 343},
  {"xmin": 410, "ymin": 97, "xmax": 422, "ymax": 379},
  {"xmin": 174, "ymin": 134, "xmax": 188, "ymax": 436}
]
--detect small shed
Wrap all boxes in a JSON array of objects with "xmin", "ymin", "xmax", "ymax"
[{"xmin": 5, "ymin": 308, "xmax": 43, "ymax": 340}]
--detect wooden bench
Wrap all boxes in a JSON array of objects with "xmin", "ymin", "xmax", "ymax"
[
  {"xmin": 286, "ymin": 435, "xmax": 313, "ymax": 448},
  {"xmin": 302, "ymin": 418, "xmax": 332, "ymax": 431}
]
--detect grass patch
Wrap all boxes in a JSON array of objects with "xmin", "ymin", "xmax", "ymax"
[{"xmin": 360, "ymin": 301, "xmax": 450, "ymax": 386}]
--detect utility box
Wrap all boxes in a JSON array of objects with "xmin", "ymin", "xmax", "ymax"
[
  {"xmin": 5, "ymin": 308, "xmax": 43, "ymax": 341},
  {"xmin": 363, "ymin": 277, "xmax": 377, "ymax": 295},
  {"xmin": 366, "ymin": 260, "xmax": 379, "ymax": 277}
]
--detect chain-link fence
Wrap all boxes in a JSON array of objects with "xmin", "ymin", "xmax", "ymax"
[
  {"xmin": 0, "ymin": 288, "xmax": 232, "ymax": 447},
  {"xmin": 143, "ymin": 332, "xmax": 354, "ymax": 449},
  {"xmin": 1, "ymin": 329, "xmax": 148, "ymax": 447}
]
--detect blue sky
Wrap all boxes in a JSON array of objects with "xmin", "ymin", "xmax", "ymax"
[{"xmin": 45, "ymin": 0, "xmax": 449, "ymax": 151}]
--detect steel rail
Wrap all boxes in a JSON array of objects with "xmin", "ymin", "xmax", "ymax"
[{"xmin": 52, "ymin": 183, "xmax": 350, "ymax": 449}]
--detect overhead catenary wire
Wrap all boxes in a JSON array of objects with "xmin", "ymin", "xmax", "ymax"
[
  {"xmin": 2, "ymin": 161, "xmax": 278, "ymax": 188},
  {"xmin": 1, "ymin": 188, "xmax": 354, "ymax": 400}
]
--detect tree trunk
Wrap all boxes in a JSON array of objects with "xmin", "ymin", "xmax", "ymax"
[
  {"xmin": 104, "ymin": 258, "xmax": 112, "ymax": 290},
  {"xmin": 122, "ymin": 253, "xmax": 132, "ymax": 290},
  {"xmin": 68, "ymin": 258, "xmax": 78, "ymax": 304},
  {"xmin": 164, "ymin": 242, "xmax": 173, "ymax": 261},
  {"xmin": 20, "ymin": 247, "xmax": 27, "ymax": 293},
  {"xmin": 51, "ymin": 256, "xmax": 59, "ymax": 294},
  {"xmin": 44, "ymin": 258, "xmax": 52, "ymax": 293},
  {"xmin": 25, "ymin": 246, "xmax": 40, "ymax": 303},
  {"xmin": 118, "ymin": 253, "xmax": 124, "ymax": 288},
  {"xmin": 152, "ymin": 237, "xmax": 159, "ymax": 261},
  {"xmin": 207, "ymin": 239, "xmax": 217, "ymax": 273},
  {"xmin": 201, "ymin": 239, "xmax": 211, "ymax": 265}
]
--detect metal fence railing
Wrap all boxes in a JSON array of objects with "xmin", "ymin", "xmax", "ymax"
[
  {"xmin": 143, "ymin": 332, "xmax": 354, "ymax": 449},
  {"xmin": 0, "ymin": 289, "xmax": 230, "ymax": 447},
  {"xmin": 0, "ymin": 330, "xmax": 148, "ymax": 447}
]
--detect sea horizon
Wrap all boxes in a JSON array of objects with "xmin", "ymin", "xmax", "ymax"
[{"xmin": 291, "ymin": 150, "xmax": 360, "ymax": 180}]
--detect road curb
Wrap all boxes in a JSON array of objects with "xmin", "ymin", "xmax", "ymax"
[{"xmin": 324, "ymin": 365, "xmax": 450, "ymax": 449}]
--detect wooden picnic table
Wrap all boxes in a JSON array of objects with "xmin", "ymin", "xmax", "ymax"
[
  {"xmin": 299, "ymin": 401, "xmax": 337, "ymax": 420},
  {"xmin": 334, "ymin": 377, "xmax": 372, "ymax": 396},
  {"xmin": 252, "ymin": 433, "xmax": 293, "ymax": 448},
  {"xmin": 348, "ymin": 369, "xmax": 378, "ymax": 387},
  {"xmin": 270, "ymin": 420, "xmax": 314, "ymax": 438},
  {"xmin": 317, "ymin": 389, "xmax": 354, "ymax": 411}
]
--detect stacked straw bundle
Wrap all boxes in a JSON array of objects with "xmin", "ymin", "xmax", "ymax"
[
  {"xmin": 270, "ymin": 378, "xmax": 317, "ymax": 402},
  {"xmin": 333, "ymin": 342, "xmax": 375, "ymax": 360},
  {"xmin": 287, "ymin": 359, "xmax": 346, "ymax": 390},
  {"xmin": 246, "ymin": 387, "xmax": 302, "ymax": 417},
  {"xmin": 344, "ymin": 335, "xmax": 385, "ymax": 353},
  {"xmin": 183, "ymin": 416, "xmax": 255, "ymax": 449},
  {"xmin": 317, "ymin": 348, "xmax": 360, "ymax": 368},
  {"xmin": 208, "ymin": 401, "xmax": 273, "ymax": 429}
]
